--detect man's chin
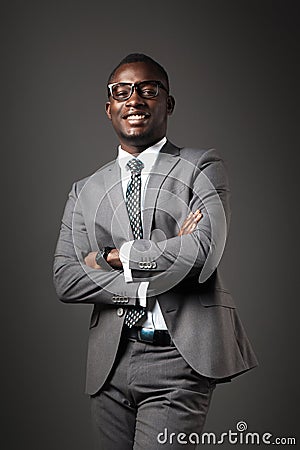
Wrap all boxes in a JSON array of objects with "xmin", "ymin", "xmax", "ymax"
[{"xmin": 120, "ymin": 129, "xmax": 152, "ymax": 146}]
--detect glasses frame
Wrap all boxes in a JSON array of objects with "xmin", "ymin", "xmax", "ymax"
[{"xmin": 107, "ymin": 80, "xmax": 169, "ymax": 101}]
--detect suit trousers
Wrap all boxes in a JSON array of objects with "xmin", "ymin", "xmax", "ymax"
[{"xmin": 90, "ymin": 329, "xmax": 216, "ymax": 450}]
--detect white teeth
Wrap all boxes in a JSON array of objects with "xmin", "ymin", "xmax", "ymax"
[{"xmin": 127, "ymin": 114, "xmax": 146, "ymax": 119}]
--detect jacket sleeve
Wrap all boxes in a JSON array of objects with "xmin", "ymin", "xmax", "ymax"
[
  {"xmin": 128, "ymin": 148, "xmax": 231, "ymax": 294},
  {"xmin": 53, "ymin": 182, "xmax": 140, "ymax": 305}
]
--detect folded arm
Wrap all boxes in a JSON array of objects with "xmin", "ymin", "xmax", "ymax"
[
  {"xmin": 84, "ymin": 209, "xmax": 202, "ymax": 270},
  {"xmin": 125, "ymin": 149, "xmax": 230, "ymax": 290},
  {"xmin": 53, "ymin": 182, "xmax": 140, "ymax": 305}
]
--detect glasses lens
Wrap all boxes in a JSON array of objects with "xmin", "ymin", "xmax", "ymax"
[
  {"xmin": 137, "ymin": 81, "xmax": 159, "ymax": 98},
  {"xmin": 112, "ymin": 83, "xmax": 132, "ymax": 100}
]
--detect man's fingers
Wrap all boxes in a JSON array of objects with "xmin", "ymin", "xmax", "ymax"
[
  {"xmin": 181, "ymin": 212, "xmax": 193, "ymax": 226},
  {"xmin": 194, "ymin": 209, "xmax": 202, "ymax": 220},
  {"xmin": 182, "ymin": 210, "xmax": 202, "ymax": 227},
  {"xmin": 178, "ymin": 210, "xmax": 202, "ymax": 236},
  {"xmin": 183, "ymin": 210, "xmax": 200, "ymax": 223}
]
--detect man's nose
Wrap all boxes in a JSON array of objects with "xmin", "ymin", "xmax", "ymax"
[{"xmin": 125, "ymin": 87, "xmax": 145, "ymax": 106}]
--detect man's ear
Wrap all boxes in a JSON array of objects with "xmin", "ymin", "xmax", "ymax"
[
  {"xmin": 105, "ymin": 102, "xmax": 112, "ymax": 120},
  {"xmin": 167, "ymin": 95, "xmax": 175, "ymax": 115}
]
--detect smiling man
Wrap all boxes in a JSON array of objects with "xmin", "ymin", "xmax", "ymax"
[
  {"xmin": 53, "ymin": 53, "xmax": 257, "ymax": 450},
  {"xmin": 106, "ymin": 63, "xmax": 174, "ymax": 150}
]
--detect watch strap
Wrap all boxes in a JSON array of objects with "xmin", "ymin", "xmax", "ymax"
[{"xmin": 95, "ymin": 247, "xmax": 114, "ymax": 266}]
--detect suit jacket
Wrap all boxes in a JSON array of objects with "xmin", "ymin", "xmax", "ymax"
[{"xmin": 53, "ymin": 141, "xmax": 258, "ymax": 395}]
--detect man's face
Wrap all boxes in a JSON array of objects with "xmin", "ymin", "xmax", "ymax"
[{"xmin": 105, "ymin": 62, "xmax": 174, "ymax": 152}]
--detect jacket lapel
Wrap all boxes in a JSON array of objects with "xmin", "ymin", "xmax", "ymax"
[
  {"xmin": 104, "ymin": 160, "xmax": 134, "ymax": 245},
  {"xmin": 143, "ymin": 141, "xmax": 181, "ymax": 239}
]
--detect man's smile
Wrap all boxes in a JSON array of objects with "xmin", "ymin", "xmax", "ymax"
[{"xmin": 122, "ymin": 111, "xmax": 151, "ymax": 125}]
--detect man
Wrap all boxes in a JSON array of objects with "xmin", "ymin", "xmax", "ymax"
[{"xmin": 53, "ymin": 53, "xmax": 258, "ymax": 449}]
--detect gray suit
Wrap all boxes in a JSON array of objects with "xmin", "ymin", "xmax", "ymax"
[{"xmin": 53, "ymin": 141, "xmax": 258, "ymax": 396}]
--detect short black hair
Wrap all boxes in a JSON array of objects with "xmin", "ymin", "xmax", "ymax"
[{"xmin": 107, "ymin": 53, "xmax": 169, "ymax": 91}]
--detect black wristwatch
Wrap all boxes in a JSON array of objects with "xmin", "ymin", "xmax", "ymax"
[{"xmin": 95, "ymin": 247, "xmax": 114, "ymax": 266}]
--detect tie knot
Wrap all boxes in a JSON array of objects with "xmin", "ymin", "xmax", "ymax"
[{"xmin": 126, "ymin": 158, "xmax": 144, "ymax": 174}]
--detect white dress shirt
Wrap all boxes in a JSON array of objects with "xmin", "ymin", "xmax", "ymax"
[{"xmin": 119, "ymin": 137, "xmax": 168, "ymax": 330}]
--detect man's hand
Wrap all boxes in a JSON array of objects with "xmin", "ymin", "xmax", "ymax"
[
  {"xmin": 178, "ymin": 209, "xmax": 202, "ymax": 236},
  {"xmin": 106, "ymin": 248, "xmax": 122, "ymax": 269},
  {"xmin": 84, "ymin": 210, "xmax": 202, "ymax": 269},
  {"xmin": 84, "ymin": 251, "xmax": 100, "ymax": 269}
]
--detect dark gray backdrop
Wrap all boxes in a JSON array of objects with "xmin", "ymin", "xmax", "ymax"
[{"xmin": 2, "ymin": 1, "xmax": 299, "ymax": 449}]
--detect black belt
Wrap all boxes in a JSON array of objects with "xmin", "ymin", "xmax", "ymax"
[{"xmin": 124, "ymin": 326, "xmax": 174, "ymax": 346}]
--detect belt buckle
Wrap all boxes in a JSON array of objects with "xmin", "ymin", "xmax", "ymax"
[{"xmin": 138, "ymin": 328, "xmax": 155, "ymax": 343}]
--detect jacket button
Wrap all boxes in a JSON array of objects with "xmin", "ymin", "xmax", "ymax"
[{"xmin": 117, "ymin": 308, "xmax": 124, "ymax": 317}]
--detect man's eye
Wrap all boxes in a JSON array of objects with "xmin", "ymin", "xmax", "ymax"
[
  {"xmin": 141, "ymin": 89, "xmax": 156, "ymax": 96},
  {"xmin": 115, "ymin": 90, "xmax": 128, "ymax": 97}
]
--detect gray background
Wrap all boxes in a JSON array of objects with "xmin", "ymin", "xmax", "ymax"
[{"xmin": 2, "ymin": 0, "xmax": 299, "ymax": 448}]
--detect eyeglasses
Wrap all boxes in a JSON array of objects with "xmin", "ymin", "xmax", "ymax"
[{"xmin": 107, "ymin": 80, "xmax": 169, "ymax": 101}]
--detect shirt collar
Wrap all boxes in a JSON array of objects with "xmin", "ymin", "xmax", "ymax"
[{"xmin": 118, "ymin": 137, "xmax": 167, "ymax": 173}]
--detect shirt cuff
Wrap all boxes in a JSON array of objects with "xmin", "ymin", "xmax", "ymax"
[
  {"xmin": 137, "ymin": 282, "xmax": 149, "ymax": 307},
  {"xmin": 119, "ymin": 241, "xmax": 134, "ymax": 282}
]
